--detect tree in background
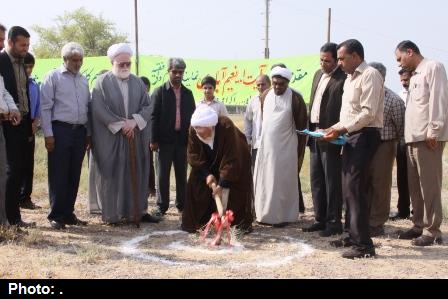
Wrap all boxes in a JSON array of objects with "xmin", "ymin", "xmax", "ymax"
[{"xmin": 32, "ymin": 7, "xmax": 127, "ymax": 58}]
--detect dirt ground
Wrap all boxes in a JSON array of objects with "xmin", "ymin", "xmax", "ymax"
[{"xmin": 1, "ymin": 189, "xmax": 447, "ymax": 279}]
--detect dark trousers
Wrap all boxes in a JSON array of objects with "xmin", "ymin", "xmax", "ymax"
[
  {"xmin": 396, "ymin": 139, "xmax": 410, "ymax": 216},
  {"xmin": 3, "ymin": 118, "xmax": 31, "ymax": 224},
  {"xmin": 310, "ymin": 138, "xmax": 342, "ymax": 227},
  {"xmin": 156, "ymin": 136, "xmax": 187, "ymax": 213},
  {"xmin": 298, "ymin": 178, "xmax": 305, "ymax": 213},
  {"xmin": 251, "ymin": 148, "xmax": 258, "ymax": 170},
  {"xmin": 47, "ymin": 123, "xmax": 86, "ymax": 222},
  {"xmin": 342, "ymin": 129, "xmax": 380, "ymax": 248},
  {"xmin": 148, "ymin": 150, "xmax": 156, "ymax": 194},
  {"xmin": 19, "ymin": 136, "xmax": 35, "ymax": 203}
]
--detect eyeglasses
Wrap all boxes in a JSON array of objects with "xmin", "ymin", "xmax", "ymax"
[{"xmin": 118, "ymin": 61, "xmax": 131, "ymax": 68}]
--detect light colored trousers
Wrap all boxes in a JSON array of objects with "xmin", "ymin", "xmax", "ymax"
[
  {"xmin": 368, "ymin": 140, "xmax": 397, "ymax": 228},
  {"xmin": 407, "ymin": 141, "xmax": 445, "ymax": 238}
]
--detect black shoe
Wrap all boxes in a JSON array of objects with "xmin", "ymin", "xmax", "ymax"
[
  {"xmin": 319, "ymin": 226, "xmax": 343, "ymax": 237},
  {"xmin": 369, "ymin": 226, "xmax": 385, "ymax": 237},
  {"xmin": 49, "ymin": 220, "xmax": 66, "ymax": 230},
  {"xmin": 19, "ymin": 200, "xmax": 41, "ymax": 210},
  {"xmin": 63, "ymin": 215, "xmax": 88, "ymax": 226},
  {"xmin": 302, "ymin": 222, "xmax": 326, "ymax": 232},
  {"xmin": 141, "ymin": 213, "xmax": 160, "ymax": 223},
  {"xmin": 398, "ymin": 228, "xmax": 422, "ymax": 240},
  {"xmin": 272, "ymin": 222, "xmax": 288, "ymax": 228},
  {"xmin": 342, "ymin": 246, "xmax": 375, "ymax": 259},
  {"xmin": 16, "ymin": 220, "xmax": 36, "ymax": 228},
  {"xmin": 154, "ymin": 209, "xmax": 166, "ymax": 217},
  {"xmin": 412, "ymin": 235, "xmax": 443, "ymax": 246},
  {"xmin": 330, "ymin": 236, "xmax": 355, "ymax": 248},
  {"xmin": 389, "ymin": 212, "xmax": 410, "ymax": 221}
]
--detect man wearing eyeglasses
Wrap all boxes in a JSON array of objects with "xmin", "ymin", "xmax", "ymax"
[
  {"xmin": 88, "ymin": 43, "xmax": 159, "ymax": 225},
  {"xmin": 302, "ymin": 42, "xmax": 346, "ymax": 237},
  {"xmin": 149, "ymin": 58, "xmax": 196, "ymax": 217}
]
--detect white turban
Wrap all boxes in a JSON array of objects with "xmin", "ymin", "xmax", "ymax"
[
  {"xmin": 107, "ymin": 43, "xmax": 133, "ymax": 61},
  {"xmin": 270, "ymin": 66, "xmax": 292, "ymax": 81},
  {"xmin": 191, "ymin": 106, "xmax": 218, "ymax": 127}
]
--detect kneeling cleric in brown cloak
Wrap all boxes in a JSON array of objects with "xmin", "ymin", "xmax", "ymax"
[{"xmin": 181, "ymin": 106, "xmax": 254, "ymax": 233}]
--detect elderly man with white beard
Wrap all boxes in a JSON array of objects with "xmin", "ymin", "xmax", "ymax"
[{"xmin": 88, "ymin": 43, "xmax": 159, "ymax": 225}]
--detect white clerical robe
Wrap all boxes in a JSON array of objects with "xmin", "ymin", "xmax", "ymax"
[{"xmin": 253, "ymin": 88, "xmax": 299, "ymax": 224}]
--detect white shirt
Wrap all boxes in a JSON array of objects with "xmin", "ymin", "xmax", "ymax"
[
  {"xmin": 311, "ymin": 72, "xmax": 331, "ymax": 123},
  {"xmin": 332, "ymin": 62, "xmax": 384, "ymax": 133},
  {"xmin": 244, "ymin": 95, "xmax": 263, "ymax": 149},
  {"xmin": 0, "ymin": 75, "xmax": 18, "ymax": 114},
  {"xmin": 405, "ymin": 58, "xmax": 448, "ymax": 142},
  {"xmin": 196, "ymin": 98, "xmax": 228, "ymax": 117},
  {"xmin": 399, "ymin": 89, "xmax": 409, "ymax": 107}
]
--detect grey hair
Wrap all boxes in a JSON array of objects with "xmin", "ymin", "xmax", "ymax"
[
  {"xmin": 167, "ymin": 57, "xmax": 186, "ymax": 70},
  {"xmin": 61, "ymin": 42, "xmax": 84, "ymax": 59},
  {"xmin": 368, "ymin": 62, "xmax": 386, "ymax": 80}
]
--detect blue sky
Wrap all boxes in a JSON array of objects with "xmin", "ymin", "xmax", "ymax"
[{"xmin": 2, "ymin": 0, "xmax": 447, "ymax": 91}]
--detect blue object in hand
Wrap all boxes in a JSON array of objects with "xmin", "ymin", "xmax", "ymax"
[{"xmin": 297, "ymin": 129, "xmax": 346, "ymax": 145}]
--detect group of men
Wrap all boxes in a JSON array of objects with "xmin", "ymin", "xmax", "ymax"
[{"xmin": 0, "ymin": 22, "xmax": 446, "ymax": 260}]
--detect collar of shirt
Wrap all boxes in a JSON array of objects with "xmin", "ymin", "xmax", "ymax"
[
  {"xmin": 6, "ymin": 50, "xmax": 22, "ymax": 64},
  {"xmin": 200, "ymin": 97, "xmax": 218, "ymax": 104},
  {"xmin": 325, "ymin": 65, "xmax": 339, "ymax": 77},
  {"xmin": 169, "ymin": 80, "xmax": 182, "ymax": 91},
  {"xmin": 60, "ymin": 65, "xmax": 81, "ymax": 78},
  {"xmin": 413, "ymin": 58, "xmax": 428, "ymax": 75},
  {"xmin": 350, "ymin": 61, "xmax": 368, "ymax": 79}
]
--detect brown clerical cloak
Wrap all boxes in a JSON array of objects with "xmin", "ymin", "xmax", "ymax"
[{"xmin": 182, "ymin": 116, "xmax": 254, "ymax": 233}]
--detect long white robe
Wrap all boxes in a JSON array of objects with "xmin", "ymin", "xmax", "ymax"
[{"xmin": 253, "ymin": 88, "xmax": 299, "ymax": 224}]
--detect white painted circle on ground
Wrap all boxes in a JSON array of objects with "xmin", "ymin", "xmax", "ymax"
[{"xmin": 119, "ymin": 230, "xmax": 314, "ymax": 268}]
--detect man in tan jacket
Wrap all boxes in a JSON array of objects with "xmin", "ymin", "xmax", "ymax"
[{"xmin": 395, "ymin": 40, "xmax": 448, "ymax": 246}]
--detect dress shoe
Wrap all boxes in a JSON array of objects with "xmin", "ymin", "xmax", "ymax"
[
  {"xmin": 153, "ymin": 209, "xmax": 165, "ymax": 217},
  {"xmin": 389, "ymin": 212, "xmax": 410, "ymax": 221},
  {"xmin": 302, "ymin": 222, "xmax": 325, "ymax": 232},
  {"xmin": 319, "ymin": 226, "xmax": 343, "ymax": 237},
  {"xmin": 63, "ymin": 215, "xmax": 88, "ymax": 226},
  {"xmin": 369, "ymin": 226, "xmax": 385, "ymax": 237},
  {"xmin": 342, "ymin": 246, "xmax": 375, "ymax": 259},
  {"xmin": 19, "ymin": 200, "xmax": 41, "ymax": 210},
  {"xmin": 49, "ymin": 220, "xmax": 66, "ymax": 230},
  {"xmin": 141, "ymin": 213, "xmax": 160, "ymax": 223},
  {"xmin": 398, "ymin": 228, "xmax": 422, "ymax": 240},
  {"xmin": 16, "ymin": 220, "xmax": 36, "ymax": 228},
  {"xmin": 412, "ymin": 235, "xmax": 443, "ymax": 246},
  {"xmin": 330, "ymin": 236, "xmax": 355, "ymax": 248}
]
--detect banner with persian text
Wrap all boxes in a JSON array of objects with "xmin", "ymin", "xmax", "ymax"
[{"xmin": 32, "ymin": 55, "xmax": 319, "ymax": 105}]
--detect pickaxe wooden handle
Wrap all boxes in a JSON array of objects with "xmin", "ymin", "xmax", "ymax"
[{"xmin": 210, "ymin": 183, "xmax": 224, "ymax": 217}]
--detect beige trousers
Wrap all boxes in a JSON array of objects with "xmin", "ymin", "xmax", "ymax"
[
  {"xmin": 407, "ymin": 141, "xmax": 445, "ymax": 238},
  {"xmin": 368, "ymin": 140, "xmax": 397, "ymax": 228}
]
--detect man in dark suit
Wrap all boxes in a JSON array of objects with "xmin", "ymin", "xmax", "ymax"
[
  {"xmin": 0, "ymin": 26, "xmax": 35, "ymax": 227},
  {"xmin": 302, "ymin": 42, "xmax": 346, "ymax": 237},
  {"xmin": 149, "ymin": 58, "xmax": 196, "ymax": 216}
]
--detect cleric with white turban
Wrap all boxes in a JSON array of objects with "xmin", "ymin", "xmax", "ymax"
[
  {"xmin": 270, "ymin": 66, "xmax": 293, "ymax": 81},
  {"xmin": 107, "ymin": 43, "xmax": 133, "ymax": 80},
  {"xmin": 191, "ymin": 106, "xmax": 219, "ymax": 128},
  {"xmin": 191, "ymin": 106, "xmax": 218, "ymax": 149}
]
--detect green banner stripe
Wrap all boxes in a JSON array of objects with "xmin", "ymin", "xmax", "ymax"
[{"xmin": 32, "ymin": 55, "xmax": 319, "ymax": 104}]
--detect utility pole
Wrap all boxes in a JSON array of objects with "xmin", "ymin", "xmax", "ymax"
[
  {"xmin": 327, "ymin": 8, "xmax": 331, "ymax": 43},
  {"xmin": 264, "ymin": 0, "xmax": 270, "ymax": 59},
  {"xmin": 134, "ymin": 0, "xmax": 140, "ymax": 75}
]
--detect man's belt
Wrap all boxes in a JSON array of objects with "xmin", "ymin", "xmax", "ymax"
[{"xmin": 52, "ymin": 120, "xmax": 85, "ymax": 129}]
